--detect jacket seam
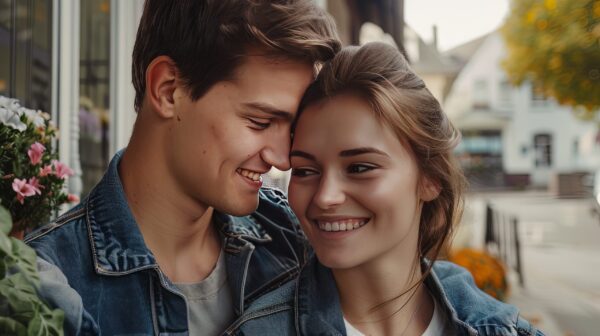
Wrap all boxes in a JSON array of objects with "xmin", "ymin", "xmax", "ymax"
[
  {"xmin": 24, "ymin": 207, "xmax": 86, "ymax": 243},
  {"xmin": 223, "ymin": 302, "xmax": 292, "ymax": 335},
  {"xmin": 149, "ymin": 273, "xmax": 160, "ymax": 336},
  {"xmin": 244, "ymin": 267, "xmax": 300, "ymax": 306},
  {"xmin": 238, "ymin": 245, "xmax": 255, "ymax": 315}
]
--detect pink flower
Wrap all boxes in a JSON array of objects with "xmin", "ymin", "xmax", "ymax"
[
  {"xmin": 52, "ymin": 160, "xmax": 74, "ymax": 179},
  {"xmin": 40, "ymin": 164, "xmax": 53, "ymax": 177},
  {"xmin": 12, "ymin": 178, "xmax": 37, "ymax": 204},
  {"xmin": 67, "ymin": 194, "xmax": 80, "ymax": 203},
  {"xmin": 27, "ymin": 142, "xmax": 46, "ymax": 165},
  {"xmin": 28, "ymin": 177, "xmax": 43, "ymax": 195}
]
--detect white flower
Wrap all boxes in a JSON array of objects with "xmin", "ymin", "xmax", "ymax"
[
  {"xmin": 0, "ymin": 106, "xmax": 27, "ymax": 131},
  {"xmin": 20, "ymin": 107, "xmax": 45, "ymax": 128},
  {"xmin": 0, "ymin": 96, "xmax": 21, "ymax": 112}
]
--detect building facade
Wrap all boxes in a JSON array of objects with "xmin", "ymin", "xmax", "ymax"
[{"xmin": 444, "ymin": 32, "xmax": 600, "ymax": 190}]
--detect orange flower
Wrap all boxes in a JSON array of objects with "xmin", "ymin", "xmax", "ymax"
[{"xmin": 449, "ymin": 248, "xmax": 509, "ymax": 301}]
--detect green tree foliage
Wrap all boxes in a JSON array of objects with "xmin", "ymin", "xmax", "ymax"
[
  {"xmin": 502, "ymin": 0, "xmax": 600, "ymax": 117},
  {"xmin": 0, "ymin": 206, "xmax": 64, "ymax": 336}
]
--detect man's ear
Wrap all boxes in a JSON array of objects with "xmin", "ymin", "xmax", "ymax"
[
  {"xmin": 419, "ymin": 176, "xmax": 441, "ymax": 202},
  {"xmin": 145, "ymin": 56, "xmax": 178, "ymax": 119}
]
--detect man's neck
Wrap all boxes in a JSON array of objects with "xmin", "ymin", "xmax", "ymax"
[{"xmin": 119, "ymin": 135, "xmax": 221, "ymax": 283}]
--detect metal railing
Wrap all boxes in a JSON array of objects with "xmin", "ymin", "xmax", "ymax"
[{"xmin": 484, "ymin": 203, "xmax": 525, "ymax": 286}]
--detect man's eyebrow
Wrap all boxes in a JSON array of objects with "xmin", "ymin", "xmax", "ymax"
[
  {"xmin": 339, "ymin": 147, "xmax": 390, "ymax": 158},
  {"xmin": 243, "ymin": 102, "xmax": 294, "ymax": 121},
  {"xmin": 289, "ymin": 150, "xmax": 316, "ymax": 161}
]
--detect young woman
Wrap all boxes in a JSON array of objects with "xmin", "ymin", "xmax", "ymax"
[{"xmin": 286, "ymin": 42, "xmax": 544, "ymax": 336}]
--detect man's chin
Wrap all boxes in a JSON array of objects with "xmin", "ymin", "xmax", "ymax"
[{"xmin": 219, "ymin": 197, "xmax": 260, "ymax": 217}]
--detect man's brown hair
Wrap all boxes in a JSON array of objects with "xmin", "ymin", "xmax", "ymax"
[{"xmin": 132, "ymin": 0, "xmax": 341, "ymax": 112}]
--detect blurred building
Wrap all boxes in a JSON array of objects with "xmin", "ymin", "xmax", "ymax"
[
  {"xmin": 1, "ymin": 0, "xmax": 146, "ymax": 198},
  {"xmin": 444, "ymin": 31, "xmax": 600, "ymax": 192},
  {"xmin": 3, "ymin": 0, "xmax": 477, "ymax": 197}
]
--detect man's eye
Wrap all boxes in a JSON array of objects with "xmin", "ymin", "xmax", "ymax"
[
  {"xmin": 249, "ymin": 118, "xmax": 271, "ymax": 129},
  {"xmin": 291, "ymin": 168, "xmax": 318, "ymax": 177},
  {"xmin": 347, "ymin": 164, "xmax": 376, "ymax": 174}
]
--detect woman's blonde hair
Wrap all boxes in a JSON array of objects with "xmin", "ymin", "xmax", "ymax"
[{"xmin": 296, "ymin": 42, "xmax": 466, "ymax": 264}]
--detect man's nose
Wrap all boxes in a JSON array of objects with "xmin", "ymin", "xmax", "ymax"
[{"xmin": 260, "ymin": 134, "xmax": 291, "ymax": 171}]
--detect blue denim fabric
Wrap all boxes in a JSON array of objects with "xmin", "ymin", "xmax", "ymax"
[
  {"xmin": 227, "ymin": 255, "xmax": 545, "ymax": 336},
  {"xmin": 293, "ymin": 257, "xmax": 545, "ymax": 336},
  {"xmin": 25, "ymin": 150, "xmax": 306, "ymax": 335}
]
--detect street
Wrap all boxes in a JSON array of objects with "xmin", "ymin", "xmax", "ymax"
[{"xmin": 462, "ymin": 191, "xmax": 600, "ymax": 336}]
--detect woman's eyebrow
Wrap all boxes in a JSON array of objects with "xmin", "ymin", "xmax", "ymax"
[
  {"xmin": 339, "ymin": 147, "xmax": 390, "ymax": 158},
  {"xmin": 290, "ymin": 150, "xmax": 316, "ymax": 161}
]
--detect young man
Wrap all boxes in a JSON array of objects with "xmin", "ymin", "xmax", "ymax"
[{"xmin": 25, "ymin": 1, "xmax": 340, "ymax": 334}]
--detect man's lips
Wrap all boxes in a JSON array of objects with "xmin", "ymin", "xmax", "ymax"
[{"xmin": 237, "ymin": 168, "xmax": 264, "ymax": 182}]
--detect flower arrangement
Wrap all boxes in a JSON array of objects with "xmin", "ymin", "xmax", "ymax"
[
  {"xmin": 0, "ymin": 205, "xmax": 64, "ymax": 335},
  {"xmin": 449, "ymin": 248, "xmax": 509, "ymax": 301},
  {"xmin": 0, "ymin": 96, "xmax": 78, "ymax": 236}
]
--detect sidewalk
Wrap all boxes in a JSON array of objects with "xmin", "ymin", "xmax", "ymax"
[{"xmin": 458, "ymin": 191, "xmax": 600, "ymax": 335}]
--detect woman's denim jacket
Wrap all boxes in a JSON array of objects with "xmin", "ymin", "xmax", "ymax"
[
  {"xmin": 25, "ymin": 151, "xmax": 307, "ymax": 335},
  {"xmin": 225, "ymin": 254, "xmax": 545, "ymax": 336}
]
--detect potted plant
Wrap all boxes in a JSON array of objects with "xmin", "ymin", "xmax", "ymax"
[
  {"xmin": 449, "ymin": 248, "xmax": 509, "ymax": 301},
  {"xmin": 0, "ymin": 96, "xmax": 78, "ymax": 238},
  {"xmin": 0, "ymin": 204, "xmax": 64, "ymax": 335}
]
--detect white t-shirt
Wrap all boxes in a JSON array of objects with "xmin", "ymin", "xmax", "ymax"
[
  {"xmin": 343, "ymin": 297, "xmax": 449, "ymax": 336},
  {"xmin": 175, "ymin": 249, "xmax": 234, "ymax": 336}
]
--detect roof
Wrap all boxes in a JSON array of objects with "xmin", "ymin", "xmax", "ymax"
[{"xmin": 443, "ymin": 33, "xmax": 491, "ymax": 70}]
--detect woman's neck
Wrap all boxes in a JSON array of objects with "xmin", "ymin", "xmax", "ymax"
[{"xmin": 333, "ymin": 253, "xmax": 434, "ymax": 336}]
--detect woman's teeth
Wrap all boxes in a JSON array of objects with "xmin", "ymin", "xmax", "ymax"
[
  {"xmin": 316, "ymin": 219, "xmax": 368, "ymax": 232},
  {"xmin": 237, "ymin": 168, "xmax": 262, "ymax": 182}
]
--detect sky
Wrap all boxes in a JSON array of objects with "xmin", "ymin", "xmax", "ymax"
[{"xmin": 405, "ymin": 0, "xmax": 510, "ymax": 51}]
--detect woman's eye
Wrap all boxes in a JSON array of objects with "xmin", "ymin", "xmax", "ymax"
[
  {"xmin": 249, "ymin": 118, "xmax": 271, "ymax": 130},
  {"xmin": 291, "ymin": 168, "xmax": 318, "ymax": 177},
  {"xmin": 347, "ymin": 164, "xmax": 376, "ymax": 174}
]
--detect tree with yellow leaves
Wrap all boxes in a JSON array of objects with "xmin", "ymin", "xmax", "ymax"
[{"xmin": 502, "ymin": 0, "xmax": 600, "ymax": 118}]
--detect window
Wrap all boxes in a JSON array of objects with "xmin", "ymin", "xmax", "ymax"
[
  {"xmin": 0, "ymin": 0, "xmax": 53, "ymax": 111},
  {"xmin": 533, "ymin": 134, "xmax": 552, "ymax": 167},
  {"xmin": 531, "ymin": 82, "xmax": 549, "ymax": 107},
  {"xmin": 79, "ymin": 0, "xmax": 111, "ymax": 196}
]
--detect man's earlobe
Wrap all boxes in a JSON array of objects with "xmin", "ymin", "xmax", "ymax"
[
  {"xmin": 420, "ymin": 177, "xmax": 441, "ymax": 202},
  {"xmin": 145, "ymin": 56, "xmax": 178, "ymax": 119}
]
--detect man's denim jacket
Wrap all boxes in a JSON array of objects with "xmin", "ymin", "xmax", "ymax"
[
  {"xmin": 25, "ymin": 151, "xmax": 306, "ymax": 335},
  {"xmin": 223, "ymin": 255, "xmax": 545, "ymax": 336}
]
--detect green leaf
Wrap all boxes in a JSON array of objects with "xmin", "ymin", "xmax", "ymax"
[
  {"xmin": 0, "ymin": 206, "xmax": 12, "ymax": 235},
  {"xmin": 0, "ymin": 316, "xmax": 28, "ymax": 336},
  {"xmin": 0, "ymin": 235, "xmax": 15, "ymax": 263},
  {"xmin": 11, "ymin": 239, "xmax": 40, "ymax": 286},
  {"xmin": 27, "ymin": 308, "xmax": 64, "ymax": 336}
]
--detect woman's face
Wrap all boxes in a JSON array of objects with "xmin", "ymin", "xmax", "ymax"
[{"xmin": 289, "ymin": 94, "xmax": 432, "ymax": 270}]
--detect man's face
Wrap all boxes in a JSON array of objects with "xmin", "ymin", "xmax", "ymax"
[{"xmin": 167, "ymin": 56, "xmax": 313, "ymax": 216}]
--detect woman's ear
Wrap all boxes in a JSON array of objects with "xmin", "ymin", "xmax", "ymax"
[
  {"xmin": 419, "ymin": 176, "xmax": 441, "ymax": 202},
  {"xmin": 145, "ymin": 55, "xmax": 178, "ymax": 119}
]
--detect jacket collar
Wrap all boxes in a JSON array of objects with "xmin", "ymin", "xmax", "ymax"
[
  {"xmin": 296, "ymin": 257, "xmax": 530, "ymax": 336},
  {"xmin": 85, "ymin": 149, "xmax": 157, "ymax": 275}
]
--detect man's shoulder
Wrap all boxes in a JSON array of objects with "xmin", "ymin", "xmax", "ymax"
[
  {"xmin": 24, "ymin": 203, "xmax": 89, "ymax": 263},
  {"xmin": 431, "ymin": 261, "xmax": 542, "ymax": 335}
]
